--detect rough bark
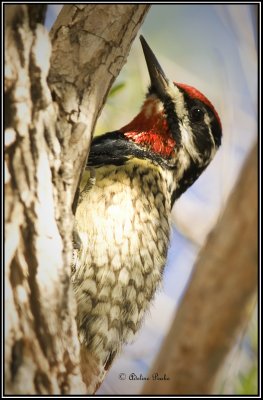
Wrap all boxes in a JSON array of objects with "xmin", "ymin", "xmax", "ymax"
[
  {"xmin": 142, "ymin": 143, "xmax": 258, "ymax": 395},
  {"xmin": 48, "ymin": 4, "xmax": 150, "ymax": 201},
  {"xmin": 5, "ymin": 4, "xmax": 149, "ymax": 395}
]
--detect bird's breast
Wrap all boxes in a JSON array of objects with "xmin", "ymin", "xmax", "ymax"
[{"xmin": 72, "ymin": 161, "xmax": 172, "ymax": 362}]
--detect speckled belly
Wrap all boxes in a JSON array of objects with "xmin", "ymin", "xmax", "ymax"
[{"xmin": 72, "ymin": 163, "xmax": 171, "ymax": 363}]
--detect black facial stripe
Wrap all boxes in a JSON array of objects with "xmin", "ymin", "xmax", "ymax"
[
  {"xmin": 162, "ymin": 95, "xmax": 182, "ymax": 147},
  {"xmin": 210, "ymin": 118, "xmax": 222, "ymax": 147},
  {"xmin": 171, "ymin": 160, "xmax": 206, "ymax": 207},
  {"xmin": 147, "ymin": 86, "xmax": 182, "ymax": 147}
]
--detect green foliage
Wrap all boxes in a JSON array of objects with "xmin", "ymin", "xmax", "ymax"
[
  {"xmin": 217, "ymin": 305, "xmax": 258, "ymax": 395},
  {"xmin": 108, "ymin": 82, "xmax": 126, "ymax": 98},
  {"xmin": 236, "ymin": 364, "xmax": 258, "ymax": 395},
  {"xmin": 235, "ymin": 310, "xmax": 258, "ymax": 395}
]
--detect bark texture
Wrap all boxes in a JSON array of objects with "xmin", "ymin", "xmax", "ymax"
[
  {"xmin": 5, "ymin": 4, "xmax": 149, "ymax": 394},
  {"xmin": 142, "ymin": 143, "xmax": 258, "ymax": 395},
  {"xmin": 48, "ymin": 4, "xmax": 150, "ymax": 200}
]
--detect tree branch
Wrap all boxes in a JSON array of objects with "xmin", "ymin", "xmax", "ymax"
[
  {"xmin": 5, "ymin": 4, "xmax": 149, "ymax": 394},
  {"xmin": 48, "ymin": 4, "xmax": 150, "ymax": 199}
]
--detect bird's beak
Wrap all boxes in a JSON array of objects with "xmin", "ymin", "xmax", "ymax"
[{"xmin": 140, "ymin": 35, "xmax": 169, "ymax": 99}]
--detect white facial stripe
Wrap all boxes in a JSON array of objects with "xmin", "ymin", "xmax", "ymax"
[
  {"xmin": 166, "ymin": 83, "xmax": 186, "ymax": 119},
  {"xmin": 179, "ymin": 122, "xmax": 202, "ymax": 163},
  {"xmin": 204, "ymin": 113, "xmax": 217, "ymax": 163},
  {"xmin": 175, "ymin": 148, "xmax": 191, "ymax": 181},
  {"xmin": 204, "ymin": 113, "xmax": 216, "ymax": 149}
]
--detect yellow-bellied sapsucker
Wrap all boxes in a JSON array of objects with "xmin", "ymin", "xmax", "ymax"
[{"xmin": 72, "ymin": 36, "xmax": 222, "ymax": 392}]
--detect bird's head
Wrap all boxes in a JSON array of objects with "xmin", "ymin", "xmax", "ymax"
[{"xmin": 120, "ymin": 36, "xmax": 222, "ymax": 196}]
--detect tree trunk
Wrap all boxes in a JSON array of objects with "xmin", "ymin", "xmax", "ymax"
[
  {"xmin": 5, "ymin": 4, "xmax": 150, "ymax": 394},
  {"xmin": 142, "ymin": 142, "xmax": 258, "ymax": 395}
]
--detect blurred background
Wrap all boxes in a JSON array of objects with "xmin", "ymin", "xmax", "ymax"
[{"xmin": 47, "ymin": 4, "xmax": 258, "ymax": 395}]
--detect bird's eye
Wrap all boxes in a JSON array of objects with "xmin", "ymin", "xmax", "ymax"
[{"xmin": 190, "ymin": 107, "xmax": 205, "ymax": 123}]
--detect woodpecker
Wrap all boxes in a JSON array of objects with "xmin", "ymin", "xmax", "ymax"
[{"xmin": 72, "ymin": 36, "xmax": 222, "ymax": 393}]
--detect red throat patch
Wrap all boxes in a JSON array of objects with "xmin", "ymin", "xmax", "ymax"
[
  {"xmin": 176, "ymin": 82, "xmax": 222, "ymax": 130},
  {"xmin": 120, "ymin": 98, "xmax": 176, "ymax": 158}
]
